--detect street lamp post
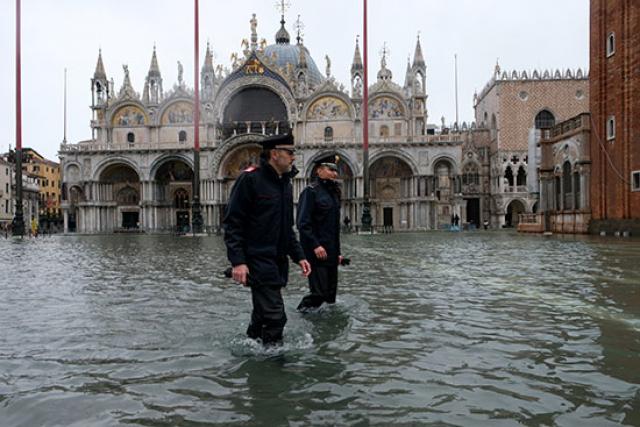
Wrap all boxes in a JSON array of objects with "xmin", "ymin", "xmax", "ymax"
[
  {"xmin": 12, "ymin": 0, "xmax": 25, "ymax": 237},
  {"xmin": 360, "ymin": 0, "xmax": 372, "ymax": 232},
  {"xmin": 191, "ymin": 0, "xmax": 204, "ymax": 234}
]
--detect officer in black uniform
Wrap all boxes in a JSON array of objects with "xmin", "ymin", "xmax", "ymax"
[
  {"xmin": 223, "ymin": 134, "xmax": 311, "ymax": 346},
  {"xmin": 296, "ymin": 159, "xmax": 343, "ymax": 311}
]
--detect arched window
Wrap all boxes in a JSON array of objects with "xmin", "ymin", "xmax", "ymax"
[
  {"xmin": 516, "ymin": 166, "xmax": 527, "ymax": 187},
  {"xmin": 324, "ymin": 126, "xmax": 333, "ymax": 142},
  {"xmin": 535, "ymin": 110, "xmax": 555, "ymax": 129},
  {"xmin": 462, "ymin": 163, "xmax": 479, "ymax": 185},
  {"xmin": 607, "ymin": 32, "xmax": 615, "ymax": 57},
  {"xmin": 379, "ymin": 125, "xmax": 390, "ymax": 137},
  {"xmin": 178, "ymin": 130, "xmax": 187, "ymax": 143},
  {"xmin": 174, "ymin": 188, "xmax": 189, "ymax": 210},
  {"xmin": 116, "ymin": 186, "xmax": 139, "ymax": 205},
  {"xmin": 127, "ymin": 132, "xmax": 135, "ymax": 144},
  {"xmin": 504, "ymin": 166, "xmax": 514, "ymax": 188}
]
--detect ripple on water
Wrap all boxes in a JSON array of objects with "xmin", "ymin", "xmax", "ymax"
[{"xmin": 0, "ymin": 233, "xmax": 639, "ymax": 426}]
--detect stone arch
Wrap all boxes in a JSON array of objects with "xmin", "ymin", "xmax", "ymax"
[
  {"xmin": 211, "ymin": 133, "xmax": 267, "ymax": 178},
  {"xmin": 429, "ymin": 155, "xmax": 458, "ymax": 175},
  {"xmin": 534, "ymin": 109, "xmax": 556, "ymax": 129},
  {"xmin": 94, "ymin": 158, "xmax": 142, "ymax": 182},
  {"xmin": 214, "ymin": 79, "xmax": 296, "ymax": 126},
  {"xmin": 68, "ymin": 185, "xmax": 85, "ymax": 205},
  {"xmin": 64, "ymin": 162, "xmax": 82, "ymax": 183},
  {"xmin": 149, "ymin": 154, "xmax": 194, "ymax": 180},
  {"xmin": 505, "ymin": 198, "xmax": 527, "ymax": 227},
  {"xmin": 218, "ymin": 142, "xmax": 263, "ymax": 179},
  {"xmin": 370, "ymin": 150, "xmax": 419, "ymax": 176},
  {"xmin": 304, "ymin": 150, "xmax": 357, "ymax": 178},
  {"xmin": 462, "ymin": 161, "xmax": 480, "ymax": 186},
  {"xmin": 370, "ymin": 156, "xmax": 413, "ymax": 180},
  {"xmin": 116, "ymin": 186, "xmax": 140, "ymax": 205}
]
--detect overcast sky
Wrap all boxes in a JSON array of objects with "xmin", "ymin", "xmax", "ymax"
[{"xmin": 0, "ymin": 0, "xmax": 589, "ymax": 161}]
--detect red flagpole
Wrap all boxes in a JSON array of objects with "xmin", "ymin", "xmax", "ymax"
[
  {"xmin": 13, "ymin": 0, "xmax": 25, "ymax": 236},
  {"xmin": 15, "ymin": 0, "xmax": 22, "ymax": 153},
  {"xmin": 360, "ymin": 0, "xmax": 372, "ymax": 231},
  {"xmin": 194, "ymin": 0, "xmax": 200, "ymax": 152},
  {"xmin": 190, "ymin": 0, "xmax": 203, "ymax": 232}
]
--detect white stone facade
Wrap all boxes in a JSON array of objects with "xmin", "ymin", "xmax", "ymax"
[{"xmin": 60, "ymin": 16, "xmax": 482, "ymax": 234}]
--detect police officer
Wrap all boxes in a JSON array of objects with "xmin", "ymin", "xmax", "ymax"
[
  {"xmin": 296, "ymin": 159, "xmax": 343, "ymax": 311},
  {"xmin": 223, "ymin": 134, "xmax": 311, "ymax": 346}
]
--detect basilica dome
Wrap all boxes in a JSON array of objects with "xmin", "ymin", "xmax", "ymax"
[{"xmin": 263, "ymin": 20, "xmax": 324, "ymax": 88}]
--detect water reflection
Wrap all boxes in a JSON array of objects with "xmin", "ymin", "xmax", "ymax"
[{"xmin": 0, "ymin": 233, "xmax": 638, "ymax": 426}]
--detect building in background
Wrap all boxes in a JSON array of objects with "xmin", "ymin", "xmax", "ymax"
[
  {"xmin": 21, "ymin": 148, "xmax": 62, "ymax": 230},
  {"xmin": 589, "ymin": 0, "xmax": 640, "ymax": 235},
  {"xmin": 59, "ymin": 14, "xmax": 477, "ymax": 233},
  {"xmin": 474, "ymin": 64, "xmax": 589, "ymax": 229},
  {"xmin": 58, "ymin": 11, "xmax": 591, "ymax": 234},
  {"xmin": 0, "ymin": 157, "xmax": 12, "ymax": 229}
]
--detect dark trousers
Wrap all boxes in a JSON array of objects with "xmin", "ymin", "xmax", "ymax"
[
  {"xmin": 247, "ymin": 285, "xmax": 287, "ymax": 345},
  {"xmin": 297, "ymin": 264, "xmax": 338, "ymax": 311}
]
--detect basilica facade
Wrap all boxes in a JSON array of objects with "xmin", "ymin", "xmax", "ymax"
[
  {"xmin": 60, "ymin": 14, "xmax": 479, "ymax": 234},
  {"xmin": 59, "ymin": 13, "xmax": 587, "ymax": 234}
]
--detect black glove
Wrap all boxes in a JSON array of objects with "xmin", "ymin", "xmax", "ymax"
[{"xmin": 340, "ymin": 257, "xmax": 351, "ymax": 266}]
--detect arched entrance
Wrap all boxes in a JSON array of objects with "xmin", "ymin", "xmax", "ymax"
[
  {"xmin": 67, "ymin": 185, "xmax": 84, "ymax": 232},
  {"xmin": 153, "ymin": 159, "xmax": 194, "ymax": 231},
  {"xmin": 505, "ymin": 199, "xmax": 526, "ymax": 228},
  {"xmin": 99, "ymin": 163, "xmax": 141, "ymax": 230},
  {"xmin": 433, "ymin": 159, "xmax": 456, "ymax": 229},
  {"xmin": 370, "ymin": 156, "xmax": 413, "ymax": 230}
]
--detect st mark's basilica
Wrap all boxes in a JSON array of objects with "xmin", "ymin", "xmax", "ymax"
[{"xmin": 59, "ymin": 11, "xmax": 589, "ymax": 233}]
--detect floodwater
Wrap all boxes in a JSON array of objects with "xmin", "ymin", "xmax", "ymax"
[{"xmin": 1, "ymin": 232, "xmax": 639, "ymax": 426}]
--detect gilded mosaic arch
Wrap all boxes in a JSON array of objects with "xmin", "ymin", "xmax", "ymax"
[
  {"xmin": 369, "ymin": 96, "xmax": 404, "ymax": 119},
  {"xmin": 212, "ymin": 134, "xmax": 266, "ymax": 178},
  {"xmin": 112, "ymin": 105, "xmax": 148, "ymax": 127},
  {"xmin": 220, "ymin": 144, "xmax": 262, "ymax": 179},
  {"xmin": 306, "ymin": 96, "xmax": 351, "ymax": 120},
  {"xmin": 161, "ymin": 101, "xmax": 194, "ymax": 125}
]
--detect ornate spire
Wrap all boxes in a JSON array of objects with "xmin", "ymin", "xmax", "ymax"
[
  {"xmin": 94, "ymin": 49, "xmax": 106, "ymax": 80},
  {"xmin": 275, "ymin": 16, "xmax": 290, "ymax": 44},
  {"xmin": 404, "ymin": 56, "xmax": 413, "ymax": 88},
  {"xmin": 294, "ymin": 14, "xmax": 304, "ymax": 45},
  {"xmin": 298, "ymin": 41, "xmax": 308, "ymax": 69},
  {"xmin": 118, "ymin": 64, "xmax": 138, "ymax": 99},
  {"xmin": 203, "ymin": 41, "xmax": 214, "ymax": 71},
  {"xmin": 148, "ymin": 45, "xmax": 161, "ymax": 77},
  {"xmin": 351, "ymin": 36, "xmax": 363, "ymax": 73},
  {"xmin": 377, "ymin": 43, "xmax": 392, "ymax": 81},
  {"xmin": 275, "ymin": 0, "xmax": 290, "ymax": 44},
  {"xmin": 412, "ymin": 33, "xmax": 425, "ymax": 69}
]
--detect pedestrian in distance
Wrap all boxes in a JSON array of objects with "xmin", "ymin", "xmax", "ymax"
[
  {"xmin": 296, "ymin": 158, "xmax": 345, "ymax": 312},
  {"xmin": 223, "ymin": 133, "xmax": 311, "ymax": 347}
]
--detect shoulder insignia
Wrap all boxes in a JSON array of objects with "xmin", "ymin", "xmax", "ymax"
[{"xmin": 243, "ymin": 165, "xmax": 259, "ymax": 173}]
